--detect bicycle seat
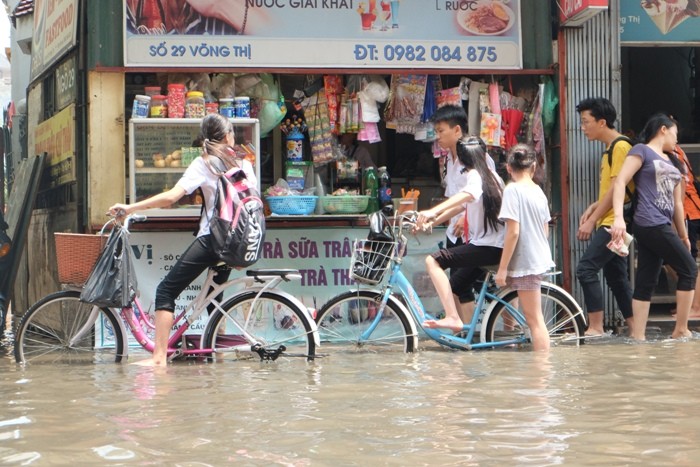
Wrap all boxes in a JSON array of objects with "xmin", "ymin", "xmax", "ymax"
[{"xmin": 247, "ymin": 269, "xmax": 300, "ymax": 278}]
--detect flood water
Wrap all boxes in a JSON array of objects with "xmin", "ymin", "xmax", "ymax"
[{"xmin": 2, "ymin": 329, "xmax": 700, "ymax": 465}]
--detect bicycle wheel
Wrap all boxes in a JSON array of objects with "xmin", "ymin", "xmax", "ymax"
[
  {"xmin": 202, "ymin": 291, "xmax": 316, "ymax": 362},
  {"xmin": 482, "ymin": 284, "xmax": 585, "ymax": 347},
  {"xmin": 14, "ymin": 290, "xmax": 125, "ymax": 364},
  {"xmin": 315, "ymin": 290, "xmax": 416, "ymax": 353}
]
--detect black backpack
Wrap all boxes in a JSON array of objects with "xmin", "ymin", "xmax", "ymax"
[
  {"xmin": 605, "ymin": 136, "xmax": 635, "ymax": 225},
  {"xmin": 206, "ymin": 157, "xmax": 266, "ymax": 268}
]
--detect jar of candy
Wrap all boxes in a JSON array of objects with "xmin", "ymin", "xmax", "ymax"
[
  {"xmin": 131, "ymin": 94, "xmax": 151, "ymax": 119},
  {"xmin": 205, "ymin": 101, "xmax": 219, "ymax": 115},
  {"xmin": 150, "ymin": 95, "xmax": 168, "ymax": 117},
  {"xmin": 219, "ymin": 98, "xmax": 235, "ymax": 118},
  {"xmin": 234, "ymin": 96, "xmax": 250, "ymax": 118},
  {"xmin": 144, "ymin": 86, "xmax": 161, "ymax": 98},
  {"xmin": 167, "ymin": 83, "xmax": 186, "ymax": 118},
  {"xmin": 185, "ymin": 91, "xmax": 205, "ymax": 118}
]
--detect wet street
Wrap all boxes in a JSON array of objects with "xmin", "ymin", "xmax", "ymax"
[{"xmin": 2, "ymin": 329, "xmax": 700, "ymax": 465}]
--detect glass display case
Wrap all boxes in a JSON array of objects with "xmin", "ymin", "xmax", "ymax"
[{"xmin": 128, "ymin": 118, "xmax": 260, "ymax": 217}]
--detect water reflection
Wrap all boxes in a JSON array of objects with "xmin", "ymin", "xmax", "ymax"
[{"xmin": 2, "ymin": 336, "xmax": 700, "ymax": 465}]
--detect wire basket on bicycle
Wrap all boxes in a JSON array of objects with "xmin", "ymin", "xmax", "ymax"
[{"xmin": 350, "ymin": 211, "xmax": 397, "ymax": 285}]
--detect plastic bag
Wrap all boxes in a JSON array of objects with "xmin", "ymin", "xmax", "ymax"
[
  {"xmin": 541, "ymin": 76, "xmax": 559, "ymax": 138},
  {"xmin": 80, "ymin": 227, "xmax": 138, "ymax": 308},
  {"xmin": 246, "ymin": 74, "xmax": 285, "ymax": 137}
]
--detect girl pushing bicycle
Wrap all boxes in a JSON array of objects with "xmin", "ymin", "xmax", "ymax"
[
  {"xmin": 495, "ymin": 144, "xmax": 555, "ymax": 351},
  {"xmin": 109, "ymin": 114, "xmax": 256, "ymax": 366}
]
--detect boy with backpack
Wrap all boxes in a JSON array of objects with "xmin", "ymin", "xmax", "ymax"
[{"xmin": 575, "ymin": 98, "xmax": 634, "ymax": 336}]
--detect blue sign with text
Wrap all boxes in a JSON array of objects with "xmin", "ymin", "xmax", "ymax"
[{"xmin": 621, "ymin": 1, "xmax": 700, "ymax": 44}]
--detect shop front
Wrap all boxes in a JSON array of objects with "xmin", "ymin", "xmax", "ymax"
[{"xmin": 21, "ymin": 0, "xmax": 560, "ymax": 321}]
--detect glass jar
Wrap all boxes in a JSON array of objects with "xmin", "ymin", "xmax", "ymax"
[
  {"xmin": 205, "ymin": 101, "xmax": 219, "ymax": 115},
  {"xmin": 185, "ymin": 91, "xmax": 205, "ymax": 118},
  {"xmin": 219, "ymin": 98, "xmax": 235, "ymax": 118},
  {"xmin": 167, "ymin": 83, "xmax": 186, "ymax": 118},
  {"xmin": 150, "ymin": 94, "xmax": 168, "ymax": 117}
]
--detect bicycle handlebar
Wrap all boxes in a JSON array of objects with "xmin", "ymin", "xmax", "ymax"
[{"xmin": 100, "ymin": 213, "xmax": 148, "ymax": 235}]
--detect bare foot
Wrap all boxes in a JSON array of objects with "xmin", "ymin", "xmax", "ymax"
[
  {"xmin": 689, "ymin": 307, "xmax": 700, "ymax": 318},
  {"xmin": 132, "ymin": 358, "xmax": 167, "ymax": 367},
  {"xmin": 422, "ymin": 318, "xmax": 464, "ymax": 333},
  {"xmin": 584, "ymin": 328, "xmax": 604, "ymax": 337},
  {"xmin": 671, "ymin": 329, "xmax": 693, "ymax": 339}
]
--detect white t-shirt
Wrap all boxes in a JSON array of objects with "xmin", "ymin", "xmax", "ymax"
[
  {"xmin": 443, "ymin": 151, "xmax": 497, "ymax": 243},
  {"xmin": 176, "ymin": 156, "xmax": 257, "ymax": 237},
  {"xmin": 443, "ymin": 154, "xmax": 470, "ymax": 243},
  {"xmin": 462, "ymin": 169, "xmax": 505, "ymax": 248},
  {"xmin": 498, "ymin": 182, "xmax": 554, "ymax": 277}
]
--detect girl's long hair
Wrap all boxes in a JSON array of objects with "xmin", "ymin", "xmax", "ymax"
[
  {"xmin": 199, "ymin": 113, "xmax": 243, "ymax": 171},
  {"xmin": 456, "ymin": 137, "xmax": 503, "ymax": 235},
  {"xmin": 639, "ymin": 113, "xmax": 683, "ymax": 173}
]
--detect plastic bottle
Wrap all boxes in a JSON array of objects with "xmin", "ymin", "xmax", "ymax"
[
  {"xmin": 378, "ymin": 166, "xmax": 392, "ymax": 209},
  {"xmin": 131, "ymin": 95, "xmax": 151, "ymax": 118},
  {"xmin": 234, "ymin": 96, "xmax": 251, "ymax": 118},
  {"xmin": 364, "ymin": 167, "xmax": 379, "ymax": 214}
]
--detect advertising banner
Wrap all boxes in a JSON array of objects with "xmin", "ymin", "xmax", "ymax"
[
  {"xmin": 34, "ymin": 104, "xmax": 76, "ymax": 188},
  {"xmin": 124, "ymin": 0, "xmax": 523, "ymax": 69},
  {"xmin": 621, "ymin": 1, "xmax": 700, "ymax": 45},
  {"xmin": 100, "ymin": 228, "xmax": 444, "ymax": 346},
  {"xmin": 31, "ymin": 0, "xmax": 80, "ymax": 79}
]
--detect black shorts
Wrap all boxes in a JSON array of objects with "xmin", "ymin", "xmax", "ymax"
[{"xmin": 431, "ymin": 243, "xmax": 502, "ymax": 303}]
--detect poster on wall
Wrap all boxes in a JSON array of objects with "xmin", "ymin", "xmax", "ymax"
[
  {"xmin": 31, "ymin": 0, "xmax": 80, "ymax": 79},
  {"xmin": 123, "ymin": 0, "xmax": 523, "ymax": 69},
  {"xmin": 621, "ymin": 0, "xmax": 700, "ymax": 44},
  {"xmin": 34, "ymin": 104, "xmax": 76, "ymax": 188}
]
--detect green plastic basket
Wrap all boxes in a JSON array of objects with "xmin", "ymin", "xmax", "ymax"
[{"xmin": 321, "ymin": 195, "xmax": 370, "ymax": 214}]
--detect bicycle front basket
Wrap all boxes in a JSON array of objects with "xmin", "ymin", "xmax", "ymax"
[{"xmin": 350, "ymin": 239, "xmax": 396, "ymax": 285}]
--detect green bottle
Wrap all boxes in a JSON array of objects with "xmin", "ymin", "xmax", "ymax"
[{"xmin": 364, "ymin": 167, "xmax": 379, "ymax": 214}]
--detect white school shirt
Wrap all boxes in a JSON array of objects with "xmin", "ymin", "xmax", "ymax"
[
  {"xmin": 443, "ymin": 153, "xmax": 470, "ymax": 243},
  {"xmin": 462, "ymin": 168, "xmax": 505, "ymax": 248},
  {"xmin": 443, "ymin": 150, "xmax": 497, "ymax": 243},
  {"xmin": 176, "ymin": 156, "xmax": 257, "ymax": 237}
]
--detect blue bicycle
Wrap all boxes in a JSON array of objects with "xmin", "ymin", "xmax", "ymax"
[{"xmin": 315, "ymin": 212, "xmax": 586, "ymax": 352}]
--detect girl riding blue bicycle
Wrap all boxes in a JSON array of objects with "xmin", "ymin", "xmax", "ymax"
[{"xmin": 417, "ymin": 136, "xmax": 505, "ymax": 333}]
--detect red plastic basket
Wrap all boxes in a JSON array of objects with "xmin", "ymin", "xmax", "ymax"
[{"xmin": 54, "ymin": 233, "xmax": 108, "ymax": 285}]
